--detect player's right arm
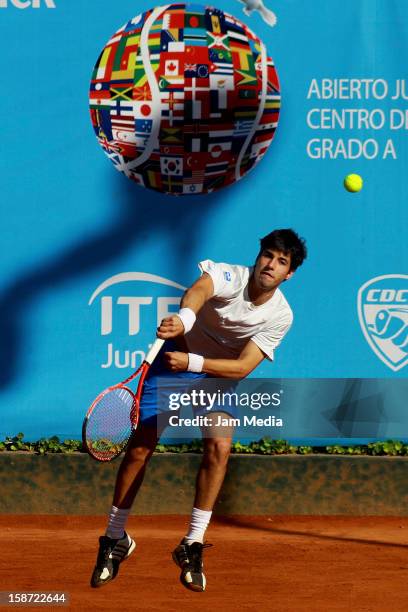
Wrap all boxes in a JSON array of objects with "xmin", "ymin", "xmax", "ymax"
[
  {"xmin": 157, "ymin": 273, "xmax": 214, "ymax": 339},
  {"xmin": 180, "ymin": 273, "xmax": 215, "ymax": 313}
]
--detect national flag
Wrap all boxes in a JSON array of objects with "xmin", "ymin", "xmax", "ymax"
[
  {"xmin": 235, "ymin": 70, "xmax": 257, "ymax": 87},
  {"xmin": 239, "ymin": 88, "xmax": 257, "ymax": 100},
  {"xmin": 208, "ymin": 141, "xmax": 232, "ymax": 159},
  {"xmin": 207, "ymin": 32, "xmax": 229, "ymax": 50},
  {"xmin": 205, "ymin": 161, "xmax": 229, "ymax": 176},
  {"xmin": 209, "ymin": 48, "xmax": 232, "ymax": 63},
  {"xmin": 249, "ymin": 139, "xmax": 272, "ymax": 159},
  {"xmin": 109, "ymin": 85, "xmax": 133, "ymax": 101},
  {"xmin": 133, "ymin": 84, "xmax": 152, "ymax": 101},
  {"xmin": 165, "ymin": 59, "xmax": 180, "ymax": 76},
  {"xmin": 97, "ymin": 130, "xmax": 123, "ymax": 154},
  {"xmin": 135, "ymin": 118, "xmax": 153, "ymax": 134},
  {"xmin": 163, "ymin": 9, "xmax": 185, "ymax": 30},
  {"xmin": 233, "ymin": 119, "xmax": 253, "ymax": 136},
  {"xmin": 184, "ymin": 8, "xmax": 206, "ymax": 30},
  {"xmin": 210, "ymin": 62, "xmax": 234, "ymax": 75},
  {"xmin": 183, "ymin": 32, "xmax": 208, "ymax": 46},
  {"xmin": 160, "ymin": 156, "xmax": 183, "ymax": 176},
  {"xmin": 111, "ymin": 122, "xmax": 137, "ymax": 145},
  {"xmin": 183, "ymin": 183, "xmax": 203, "ymax": 194}
]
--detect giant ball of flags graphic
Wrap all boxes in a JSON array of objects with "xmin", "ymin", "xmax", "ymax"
[{"xmin": 89, "ymin": 4, "xmax": 280, "ymax": 195}]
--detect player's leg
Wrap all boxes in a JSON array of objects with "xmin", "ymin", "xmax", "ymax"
[
  {"xmin": 108, "ymin": 344, "xmax": 176, "ymax": 517},
  {"xmin": 90, "ymin": 342, "xmax": 176, "ymax": 589},
  {"xmin": 90, "ymin": 423, "xmax": 160, "ymax": 588},
  {"xmin": 173, "ymin": 412, "xmax": 234, "ymax": 592},
  {"xmin": 193, "ymin": 426, "xmax": 233, "ymax": 511},
  {"xmin": 111, "ymin": 423, "xmax": 159, "ymax": 510}
]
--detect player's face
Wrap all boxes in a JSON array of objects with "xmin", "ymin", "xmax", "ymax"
[{"xmin": 254, "ymin": 249, "xmax": 294, "ymax": 290}]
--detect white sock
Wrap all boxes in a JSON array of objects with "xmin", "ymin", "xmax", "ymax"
[
  {"xmin": 185, "ymin": 507, "xmax": 212, "ymax": 544},
  {"xmin": 105, "ymin": 506, "xmax": 131, "ymax": 540}
]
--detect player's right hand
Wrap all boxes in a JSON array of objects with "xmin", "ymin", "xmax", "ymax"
[{"xmin": 157, "ymin": 315, "xmax": 185, "ymax": 339}]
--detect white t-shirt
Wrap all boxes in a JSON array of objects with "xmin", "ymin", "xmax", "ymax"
[{"xmin": 184, "ymin": 260, "xmax": 293, "ymax": 361}]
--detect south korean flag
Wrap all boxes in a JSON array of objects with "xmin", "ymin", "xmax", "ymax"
[{"xmin": 160, "ymin": 157, "xmax": 182, "ymax": 176}]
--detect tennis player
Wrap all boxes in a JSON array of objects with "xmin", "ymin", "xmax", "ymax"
[{"xmin": 91, "ymin": 228, "xmax": 307, "ymax": 591}]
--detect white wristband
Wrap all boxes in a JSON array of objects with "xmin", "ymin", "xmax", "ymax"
[
  {"xmin": 187, "ymin": 353, "xmax": 204, "ymax": 373},
  {"xmin": 177, "ymin": 308, "xmax": 196, "ymax": 334}
]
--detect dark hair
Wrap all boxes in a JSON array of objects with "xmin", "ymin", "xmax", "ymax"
[{"xmin": 258, "ymin": 229, "xmax": 307, "ymax": 271}]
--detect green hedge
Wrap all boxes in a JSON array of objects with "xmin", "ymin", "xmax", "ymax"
[{"xmin": 1, "ymin": 433, "xmax": 408, "ymax": 456}]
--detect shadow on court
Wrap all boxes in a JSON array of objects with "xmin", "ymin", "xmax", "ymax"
[{"xmin": 214, "ymin": 514, "xmax": 408, "ymax": 550}]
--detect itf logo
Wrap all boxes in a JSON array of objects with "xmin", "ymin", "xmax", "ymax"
[
  {"xmin": 0, "ymin": 0, "xmax": 55, "ymax": 6},
  {"xmin": 357, "ymin": 275, "xmax": 408, "ymax": 371},
  {"xmin": 89, "ymin": 272, "xmax": 185, "ymax": 369}
]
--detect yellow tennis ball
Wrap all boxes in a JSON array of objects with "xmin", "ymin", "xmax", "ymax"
[{"xmin": 344, "ymin": 174, "xmax": 363, "ymax": 193}]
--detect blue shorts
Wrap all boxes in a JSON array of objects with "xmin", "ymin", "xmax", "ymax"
[{"xmin": 139, "ymin": 340, "xmax": 238, "ymax": 428}]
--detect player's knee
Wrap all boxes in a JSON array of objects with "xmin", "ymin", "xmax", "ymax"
[
  {"xmin": 204, "ymin": 439, "xmax": 231, "ymax": 467},
  {"xmin": 124, "ymin": 426, "xmax": 157, "ymax": 465},
  {"xmin": 126, "ymin": 444, "xmax": 154, "ymax": 465}
]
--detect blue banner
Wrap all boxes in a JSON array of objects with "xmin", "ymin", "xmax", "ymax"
[{"xmin": 0, "ymin": 0, "xmax": 407, "ymax": 441}]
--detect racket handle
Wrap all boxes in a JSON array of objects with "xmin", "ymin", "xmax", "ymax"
[{"xmin": 145, "ymin": 338, "xmax": 165, "ymax": 365}]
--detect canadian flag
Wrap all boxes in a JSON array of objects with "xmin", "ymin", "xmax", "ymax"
[{"xmin": 165, "ymin": 60, "xmax": 179, "ymax": 76}]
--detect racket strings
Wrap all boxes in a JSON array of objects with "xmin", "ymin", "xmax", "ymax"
[{"xmin": 86, "ymin": 387, "xmax": 136, "ymax": 460}]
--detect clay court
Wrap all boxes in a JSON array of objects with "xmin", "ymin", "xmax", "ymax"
[{"xmin": 2, "ymin": 515, "xmax": 408, "ymax": 611}]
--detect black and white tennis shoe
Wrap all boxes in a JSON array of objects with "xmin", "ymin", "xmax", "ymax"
[
  {"xmin": 172, "ymin": 539, "xmax": 212, "ymax": 592},
  {"xmin": 90, "ymin": 532, "xmax": 136, "ymax": 588}
]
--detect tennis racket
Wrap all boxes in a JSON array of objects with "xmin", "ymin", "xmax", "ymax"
[{"xmin": 82, "ymin": 338, "xmax": 165, "ymax": 462}]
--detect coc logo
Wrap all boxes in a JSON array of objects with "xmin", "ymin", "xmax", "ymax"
[
  {"xmin": 89, "ymin": 272, "xmax": 185, "ymax": 369},
  {"xmin": 0, "ymin": 0, "xmax": 55, "ymax": 7},
  {"xmin": 358, "ymin": 275, "xmax": 408, "ymax": 371}
]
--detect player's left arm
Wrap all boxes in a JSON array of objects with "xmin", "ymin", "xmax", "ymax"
[{"xmin": 164, "ymin": 339, "xmax": 265, "ymax": 379}]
